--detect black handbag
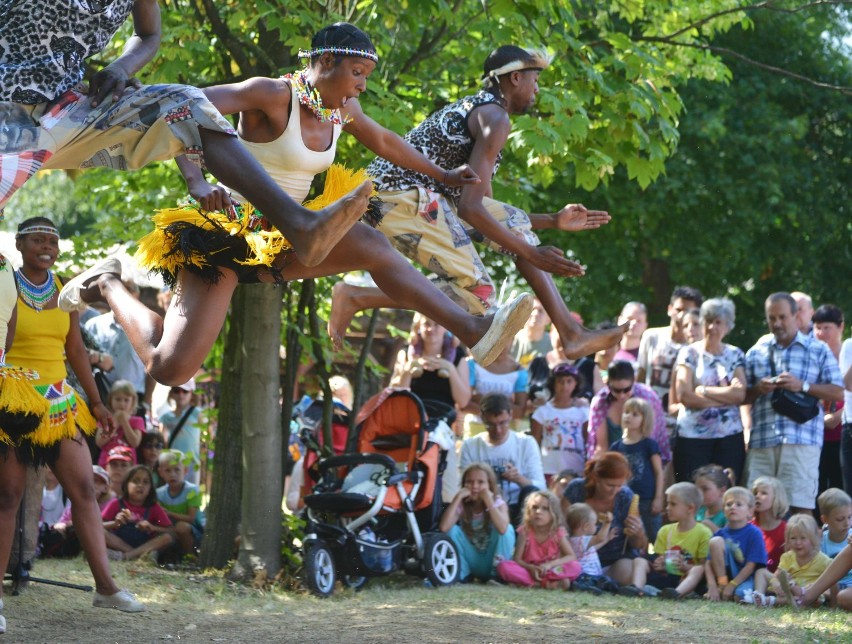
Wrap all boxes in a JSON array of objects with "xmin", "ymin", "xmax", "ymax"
[{"xmin": 768, "ymin": 346, "xmax": 820, "ymax": 424}]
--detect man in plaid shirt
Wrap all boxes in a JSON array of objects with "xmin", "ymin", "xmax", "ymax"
[{"xmin": 744, "ymin": 292, "xmax": 842, "ymax": 513}]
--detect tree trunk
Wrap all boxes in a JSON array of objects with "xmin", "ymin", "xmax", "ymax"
[
  {"xmin": 198, "ymin": 290, "xmax": 244, "ymax": 570},
  {"xmin": 235, "ymin": 283, "xmax": 283, "ymax": 578}
]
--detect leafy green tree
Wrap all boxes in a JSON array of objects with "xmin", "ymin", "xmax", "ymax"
[{"xmin": 6, "ymin": 0, "xmax": 846, "ymax": 575}]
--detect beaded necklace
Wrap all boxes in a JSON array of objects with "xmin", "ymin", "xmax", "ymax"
[
  {"xmin": 283, "ymin": 69, "xmax": 352, "ymax": 126},
  {"xmin": 15, "ymin": 269, "xmax": 57, "ymax": 312}
]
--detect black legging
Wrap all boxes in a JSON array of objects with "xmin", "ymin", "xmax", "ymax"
[{"xmin": 673, "ymin": 432, "xmax": 746, "ymax": 484}]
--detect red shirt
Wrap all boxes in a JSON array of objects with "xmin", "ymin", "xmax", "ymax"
[
  {"xmin": 752, "ymin": 518, "xmax": 786, "ymax": 572},
  {"xmin": 101, "ymin": 498, "xmax": 172, "ymax": 527}
]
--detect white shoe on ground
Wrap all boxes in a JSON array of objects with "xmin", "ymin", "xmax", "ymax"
[
  {"xmin": 470, "ymin": 293, "xmax": 534, "ymax": 367},
  {"xmin": 57, "ymin": 257, "xmax": 122, "ymax": 312},
  {"xmin": 92, "ymin": 589, "xmax": 146, "ymax": 613}
]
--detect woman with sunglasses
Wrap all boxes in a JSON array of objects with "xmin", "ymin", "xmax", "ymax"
[
  {"xmin": 158, "ymin": 380, "xmax": 202, "ymax": 485},
  {"xmin": 586, "ymin": 361, "xmax": 671, "ymax": 466}
]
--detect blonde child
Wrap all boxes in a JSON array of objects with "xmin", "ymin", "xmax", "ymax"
[
  {"xmin": 704, "ymin": 487, "xmax": 767, "ymax": 602},
  {"xmin": 693, "ymin": 464, "xmax": 735, "ymax": 533},
  {"xmin": 156, "ymin": 449, "xmax": 204, "ymax": 555},
  {"xmin": 817, "ymin": 488, "xmax": 852, "ymax": 591},
  {"xmin": 751, "ymin": 476, "xmax": 788, "ymax": 572},
  {"xmin": 624, "ymin": 482, "xmax": 712, "ymax": 599},
  {"xmin": 96, "ymin": 380, "xmax": 144, "ymax": 468},
  {"xmin": 530, "ymin": 363, "xmax": 589, "ymax": 485},
  {"xmin": 102, "ymin": 465, "xmax": 175, "ymax": 561},
  {"xmin": 609, "ymin": 397, "xmax": 663, "ymax": 542},
  {"xmin": 439, "ymin": 463, "xmax": 515, "ymax": 582},
  {"xmin": 566, "ymin": 503, "xmax": 614, "ymax": 578},
  {"xmin": 753, "ymin": 514, "xmax": 832, "ymax": 607},
  {"xmin": 497, "ymin": 491, "xmax": 581, "ymax": 589}
]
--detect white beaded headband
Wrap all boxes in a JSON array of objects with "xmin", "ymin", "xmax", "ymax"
[
  {"xmin": 482, "ymin": 48, "xmax": 553, "ymax": 87},
  {"xmin": 298, "ymin": 46, "xmax": 378, "ymax": 63},
  {"xmin": 16, "ymin": 225, "xmax": 59, "ymax": 238}
]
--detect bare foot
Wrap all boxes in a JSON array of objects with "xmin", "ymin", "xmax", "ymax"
[
  {"xmin": 328, "ymin": 281, "xmax": 361, "ymax": 351},
  {"xmin": 561, "ymin": 322, "xmax": 629, "ymax": 360},
  {"xmin": 293, "ymin": 180, "xmax": 373, "ymax": 267}
]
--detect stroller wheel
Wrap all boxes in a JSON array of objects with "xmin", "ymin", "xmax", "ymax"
[
  {"xmin": 341, "ymin": 575, "xmax": 369, "ymax": 590},
  {"xmin": 421, "ymin": 533, "xmax": 460, "ymax": 587},
  {"xmin": 304, "ymin": 544, "xmax": 337, "ymax": 597}
]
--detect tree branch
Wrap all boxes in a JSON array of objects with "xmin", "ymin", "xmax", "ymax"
[
  {"xmin": 661, "ymin": 1, "xmax": 850, "ymax": 41},
  {"xmin": 638, "ymin": 36, "xmax": 852, "ymax": 95}
]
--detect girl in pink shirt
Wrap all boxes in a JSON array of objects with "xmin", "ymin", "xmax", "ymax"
[{"xmin": 498, "ymin": 490, "xmax": 582, "ymax": 588}]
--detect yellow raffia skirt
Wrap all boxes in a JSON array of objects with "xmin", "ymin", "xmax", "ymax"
[
  {"xmin": 135, "ymin": 164, "xmax": 376, "ymax": 287},
  {"xmin": 0, "ymin": 361, "xmax": 51, "ymax": 446}
]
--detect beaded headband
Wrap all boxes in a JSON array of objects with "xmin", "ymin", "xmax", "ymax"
[
  {"xmin": 16, "ymin": 225, "xmax": 60, "ymax": 239},
  {"xmin": 482, "ymin": 48, "xmax": 553, "ymax": 87},
  {"xmin": 298, "ymin": 46, "xmax": 378, "ymax": 63}
]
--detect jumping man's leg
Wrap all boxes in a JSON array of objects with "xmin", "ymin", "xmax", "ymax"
[
  {"xmin": 281, "ymin": 224, "xmax": 529, "ymax": 361},
  {"xmin": 198, "ymin": 130, "xmax": 371, "ymax": 267},
  {"xmin": 515, "ymin": 258, "xmax": 626, "ymax": 359},
  {"xmin": 85, "ymin": 268, "xmax": 240, "ymax": 385}
]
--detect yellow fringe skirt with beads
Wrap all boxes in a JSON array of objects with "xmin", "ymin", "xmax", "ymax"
[{"xmin": 136, "ymin": 165, "xmax": 377, "ymax": 287}]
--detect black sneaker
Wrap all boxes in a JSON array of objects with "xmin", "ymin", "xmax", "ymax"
[
  {"xmin": 572, "ymin": 578, "xmax": 604, "ymax": 595},
  {"xmin": 660, "ymin": 588, "xmax": 682, "ymax": 600},
  {"xmin": 617, "ymin": 584, "xmax": 643, "ymax": 597}
]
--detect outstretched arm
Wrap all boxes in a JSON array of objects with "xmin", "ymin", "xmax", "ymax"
[
  {"xmin": 343, "ymin": 99, "xmax": 479, "ymax": 187},
  {"xmin": 89, "ymin": 0, "xmax": 162, "ymax": 107},
  {"xmin": 529, "ymin": 206, "xmax": 611, "ymax": 232},
  {"xmin": 457, "ymin": 105, "xmax": 584, "ymax": 278}
]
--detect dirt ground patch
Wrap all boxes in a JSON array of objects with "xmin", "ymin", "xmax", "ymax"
[{"xmin": 2, "ymin": 558, "xmax": 850, "ymax": 643}]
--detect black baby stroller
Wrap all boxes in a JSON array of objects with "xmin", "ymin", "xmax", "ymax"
[{"xmin": 301, "ymin": 389, "xmax": 460, "ymax": 597}]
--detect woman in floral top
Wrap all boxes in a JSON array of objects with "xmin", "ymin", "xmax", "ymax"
[{"xmin": 672, "ymin": 298, "xmax": 747, "ymax": 483}]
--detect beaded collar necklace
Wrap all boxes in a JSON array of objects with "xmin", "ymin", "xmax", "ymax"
[
  {"xmin": 15, "ymin": 269, "xmax": 57, "ymax": 312},
  {"xmin": 283, "ymin": 69, "xmax": 352, "ymax": 126}
]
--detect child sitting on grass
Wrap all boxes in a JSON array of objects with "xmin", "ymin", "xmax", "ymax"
[
  {"xmin": 704, "ymin": 487, "xmax": 767, "ymax": 602},
  {"xmin": 817, "ymin": 488, "xmax": 852, "ymax": 592},
  {"xmin": 752, "ymin": 514, "xmax": 832, "ymax": 607},
  {"xmin": 621, "ymin": 482, "xmax": 712, "ymax": 599},
  {"xmin": 102, "ymin": 465, "xmax": 175, "ymax": 561},
  {"xmin": 693, "ymin": 464, "xmax": 735, "ymax": 534},
  {"xmin": 797, "ymin": 543, "xmax": 852, "ymax": 611},
  {"xmin": 156, "ymin": 449, "xmax": 205, "ymax": 556},
  {"xmin": 497, "ymin": 490, "xmax": 581, "ymax": 589},
  {"xmin": 751, "ymin": 476, "xmax": 788, "ymax": 572}
]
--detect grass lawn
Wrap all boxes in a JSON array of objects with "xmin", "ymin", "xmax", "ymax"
[{"xmin": 2, "ymin": 557, "xmax": 850, "ymax": 643}]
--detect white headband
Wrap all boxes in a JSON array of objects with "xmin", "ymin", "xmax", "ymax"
[
  {"xmin": 16, "ymin": 224, "xmax": 59, "ymax": 238},
  {"xmin": 483, "ymin": 48, "xmax": 553, "ymax": 87}
]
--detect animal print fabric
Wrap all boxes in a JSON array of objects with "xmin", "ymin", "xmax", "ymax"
[
  {"xmin": 367, "ymin": 90, "xmax": 504, "ymax": 206},
  {"xmin": 0, "ymin": 0, "xmax": 135, "ymax": 103}
]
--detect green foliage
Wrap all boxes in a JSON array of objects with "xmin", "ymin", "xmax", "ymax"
[{"xmin": 277, "ymin": 510, "xmax": 306, "ymax": 589}]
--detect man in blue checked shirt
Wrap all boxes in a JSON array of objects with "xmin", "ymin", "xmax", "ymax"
[{"xmin": 744, "ymin": 292, "xmax": 843, "ymax": 514}]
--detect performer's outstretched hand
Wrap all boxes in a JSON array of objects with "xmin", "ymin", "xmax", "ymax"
[
  {"xmin": 525, "ymin": 245, "xmax": 585, "ymax": 277},
  {"xmin": 554, "ymin": 203, "xmax": 610, "ymax": 231},
  {"xmin": 444, "ymin": 164, "xmax": 481, "ymax": 187}
]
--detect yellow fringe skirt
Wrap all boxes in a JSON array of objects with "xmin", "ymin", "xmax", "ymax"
[
  {"xmin": 0, "ymin": 361, "xmax": 50, "ymax": 445},
  {"xmin": 1, "ymin": 379, "xmax": 97, "ymax": 467},
  {"xmin": 135, "ymin": 164, "xmax": 376, "ymax": 287}
]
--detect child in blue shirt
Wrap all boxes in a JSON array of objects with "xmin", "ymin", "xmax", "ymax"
[
  {"xmin": 609, "ymin": 397, "xmax": 663, "ymax": 543},
  {"xmin": 156, "ymin": 449, "xmax": 204, "ymax": 556},
  {"xmin": 817, "ymin": 488, "xmax": 852, "ymax": 590},
  {"xmin": 704, "ymin": 487, "xmax": 767, "ymax": 602}
]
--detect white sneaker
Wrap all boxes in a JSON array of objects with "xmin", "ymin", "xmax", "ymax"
[
  {"xmin": 57, "ymin": 257, "xmax": 122, "ymax": 312},
  {"xmin": 470, "ymin": 293, "xmax": 534, "ymax": 367},
  {"xmin": 92, "ymin": 589, "xmax": 146, "ymax": 613}
]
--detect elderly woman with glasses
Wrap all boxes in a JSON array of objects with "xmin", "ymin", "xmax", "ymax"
[
  {"xmin": 671, "ymin": 298, "xmax": 746, "ymax": 483},
  {"xmin": 587, "ymin": 361, "xmax": 670, "ymax": 465}
]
